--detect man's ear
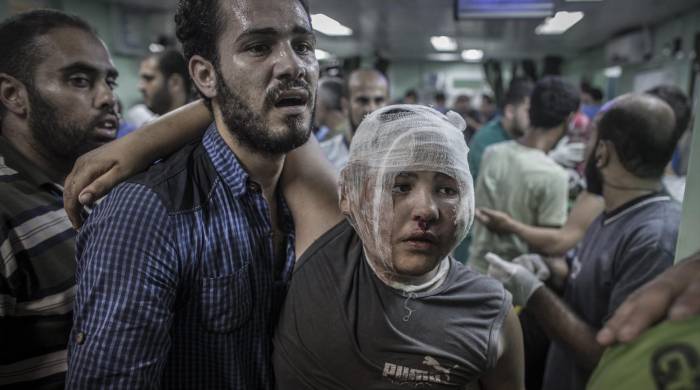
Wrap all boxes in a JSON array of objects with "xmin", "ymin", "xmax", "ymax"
[
  {"xmin": 596, "ymin": 140, "xmax": 611, "ymax": 169},
  {"xmin": 188, "ymin": 55, "xmax": 217, "ymax": 99},
  {"xmin": 168, "ymin": 73, "xmax": 184, "ymax": 94},
  {"xmin": 502, "ymin": 104, "xmax": 514, "ymax": 120},
  {"xmin": 0, "ymin": 74, "xmax": 28, "ymax": 117}
]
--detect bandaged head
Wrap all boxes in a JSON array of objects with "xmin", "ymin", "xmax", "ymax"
[{"xmin": 340, "ymin": 104, "xmax": 474, "ymax": 282}]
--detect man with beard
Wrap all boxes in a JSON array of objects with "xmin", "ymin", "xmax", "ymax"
[
  {"xmin": 486, "ymin": 93, "xmax": 682, "ymax": 390},
  {"xmin": 137, "ymin": 49, "xmax": 191, "ymax": 118},
  {"xmin": 0, "ymin": 10, "xmax": 118, "ymax": 388},
  {"xmin": 468, "ymin": 78, "xmax": 533, "ymax": 182},
  {"xmin": 469, "ymin": 76, "xmax": 579, "ymax": 274},
  {"xmin": 65, "ymin": 0, "xmax": 319, "ymax": 388},
  {"xmin": 472, "ymin": 85, "xmax": 691, "ymax": 257},
  {"xmin": 346, "ymin": 68, "xmax": 390, "ymax": 135}
]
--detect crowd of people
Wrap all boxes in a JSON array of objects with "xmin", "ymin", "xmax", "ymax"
[{"xmin": 0, "ymin": 1, "xmax": 697, "ymax": 389}]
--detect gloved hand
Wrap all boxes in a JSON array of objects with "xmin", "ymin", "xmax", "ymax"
[
  {"xmin": 513, "ymin": 253, "xmax": 551, "ymax": 281},
  {"xmin": 549, "ymin": 136, "xmax": 585, "ymax": 168},
  {"xmin": 486, "ymin": 252, "xmax": 543, "ymax": 307}
]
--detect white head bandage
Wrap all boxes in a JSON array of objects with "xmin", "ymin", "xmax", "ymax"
[{"xmin": 340, "ymin": 104, "xmax": 474, "ymax": 279}]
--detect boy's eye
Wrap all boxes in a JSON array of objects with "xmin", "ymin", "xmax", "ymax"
[
  {"xmin": 438, "ymin": 187, "xmax": 458, "ymax": 196},
  {"xmin": 392, "ymin": 184, "xmax": 411, "ymax": 194}
]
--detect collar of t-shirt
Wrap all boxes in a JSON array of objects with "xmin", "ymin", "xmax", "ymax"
[
  {"xmin": 367, "ymin": 256, "xmax": 451, "ymax": 293},
  {"xmin": 603, "ymin": 190, "xmax": 671, "ymax": 226}
]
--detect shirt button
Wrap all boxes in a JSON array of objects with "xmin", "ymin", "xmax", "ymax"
[
  {"xmin": 75, "ymin": 331, "xmax": 86, "ymax": 345},
  {"xmin": 247, "ymin": 180, "xmax": 261, "ymax": 193}
]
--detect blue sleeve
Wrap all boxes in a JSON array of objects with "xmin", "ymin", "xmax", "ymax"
[{"xmin": 67, "ymin": 183, "xmax": 180, "ymax": 388}]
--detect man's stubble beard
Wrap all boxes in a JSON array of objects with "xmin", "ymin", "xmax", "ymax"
[
  {"xmin": 149, "ymin": 82, "xmax": 173, "ymax": 116},
  {"xmin": 215, "ymin": 66, "xmax": 313, "ymax": 156},
  {"xmin": 26, "ymin": 85, "xmax": 103, "ymax": 167}
]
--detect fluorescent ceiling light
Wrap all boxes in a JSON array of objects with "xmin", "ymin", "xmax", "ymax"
[
  {"xmin": 461, "ymin": 49, "xmax": 484, "ymax": 62},
  {"xmin": 456, "ymin": 0, "xmax": 553, "ymax": 19},
  {"xmin": 535, "ymin": 11, "xmax": 584, "ymax": 35},
  {"xmin": 311, "ymin": 14, "xmax": 353, "ymax": 36},
  {"xmin": 604, "ymin": 65, "xmax": 622, "ymax": 78},
  {"xmin": 431, "ymin": 36, "xmax": 458, "ymax": 52},
  {"xmin": 428, "ymin": 53, "xmax": 461, "ymax": 62},
  {"xmin": 148, "ymin": 43, "xmax": 164, "ymax": 53},
  {"xmin": 315, "ymin": 49, "xmax": 332, "ymax": 60}
]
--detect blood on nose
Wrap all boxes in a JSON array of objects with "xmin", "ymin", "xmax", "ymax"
[{"xmin": 418, "ymin": 219, "xmax": 429, "ymax": 231}]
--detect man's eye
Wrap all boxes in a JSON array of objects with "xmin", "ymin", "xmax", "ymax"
[
  {"xmin": 248, "ymin": 44, "xmax": 270, "ymax": 55},
  {"xmin": 107, "ymin": 80, "xmax": 119, "ymax": 90},
  {"xmin": 70, "ymin": 77, "xmax": 90, "ymax": 88},
  {"xmin": 294, "ymin": 42, "xmax": 313, "ymax": 54}
]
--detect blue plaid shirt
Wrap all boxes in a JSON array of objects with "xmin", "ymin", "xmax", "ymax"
[{"xmin": 67, "ymin": 124, "xmax": 296, "ymax": 389}]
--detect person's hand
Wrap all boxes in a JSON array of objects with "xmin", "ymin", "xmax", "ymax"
[
  {"xmin": 549, "ymin": 136, "xmax": 585, "ymax": 168},
  {"xmin": 597, "ymin": 254, "xmax": 700, "ymax": 346},
  {"xmin": 513, "ymin": 254, "xmax": 550, "ymax": 281},
  {"xmin": 64, "ymin": 137, "xmax": 148, "ymax": 229},
  {"xmin": 486, "ymin": 252, "xmax": 544, "ymax": 307},
  {"xmin": 475, "ymin": 208, "xmax": 515, "ymax": 234}
]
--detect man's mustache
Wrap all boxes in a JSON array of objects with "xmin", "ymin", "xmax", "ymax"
[{"xmin": 264, "ymin": 79, "xmax": 312, "ymax": 109}]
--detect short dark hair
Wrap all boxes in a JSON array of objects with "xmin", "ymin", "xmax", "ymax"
[
  {"xmin": 175, "ymin": 0, "xmax": 311, "ymax": 105},
  {"xmin": 503, "ymin": 78, "xmax": 534, "ymax": 107},
  {"xmin": 646, "ymin": 85, "xmax": 691, "ymax": 139},
  {"xmin": 598, "ymin": 95, "xmax": 677, "ymax": 178},
  {"xmin": 148, "ymin": 49, "xmax": 192, "ymax": 98},
  {"xmin": 0, "ymin": 9, "xmax": 97, "ymax": 121},
  {"xmin": 481, "ymin": 94, "xmax": 494, "ymax": 105},
  {"xmin": 529, "ymin": 76, "xmax": 580, "ymax": 129},
  {"xmin": 435, "ymin": 92, "xmax": 446, "ymax": 102},
  {"xmin": 589, "ymin": 87, "xmax": 603, "ymax": 102}
]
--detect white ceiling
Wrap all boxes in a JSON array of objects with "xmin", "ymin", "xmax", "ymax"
[{"xmin": 99, "ymin": 0, "xmax": 700, "ymax": 61}]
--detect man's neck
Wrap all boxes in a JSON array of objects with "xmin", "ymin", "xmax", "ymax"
[
  {"xmin": 516, "ymin": 128, "xmax": 558, "ymax": 153},
  {"xmin": 602, "ymin": 176, "xmax": 663, "ymax": 212},
  {"xmin": 213, "ymin": 115, "xmax": 285, "ymax": 199},
  {"xmin": 500, "ymin": 118, "xmax": 516, "ymax": 139},
  {"xmin": 2, "ymin": 124, "xmax": 70, "ymax": 185}
]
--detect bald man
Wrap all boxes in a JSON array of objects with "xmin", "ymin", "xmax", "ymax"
[
  {"xmin": 486, "ymin": 93, "xmax": 682, "ymax": 390},
  {"xmin": 346, "ymin": 68, "xmax": 390, "ymax": 133}
]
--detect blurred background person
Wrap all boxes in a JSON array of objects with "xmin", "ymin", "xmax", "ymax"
[
  {"xmin": 345, "ymin": 68, "xmax": 389, "ymax": 135},
  {"xmin": 314, "ymin": 76, "xmax": 351, "ymax": 171},
  {"xmin": 137, "ymin": 49, "xmax": 192, "ymax": 117}
]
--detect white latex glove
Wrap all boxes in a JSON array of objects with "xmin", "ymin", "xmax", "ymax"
[
  {"xmin": 549, "ymin": 136, "xmax": 585, "ymax": 168},
  {"xmin": 513, "ymin": 254, "xmax": 551, "ymax": 281},
  {"xmin": 486, "ymin": 252, "xmax": 543, "ymax": 307}
]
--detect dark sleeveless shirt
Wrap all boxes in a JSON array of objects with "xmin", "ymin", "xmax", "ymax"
[{"xmin": 273, "ymin": 220, "xmax": 511, "ymax": 389}]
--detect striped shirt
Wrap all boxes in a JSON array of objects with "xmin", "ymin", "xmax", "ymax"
[
  {"xmin": 0, "ymin": 139, "xmax": 75, "ymax": 389},
  {"xmin": 67, "ymin": 124, "xmax": 296, "ymax": 389}
]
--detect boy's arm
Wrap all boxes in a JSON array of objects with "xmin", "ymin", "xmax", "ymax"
[{"xmin": 479, "ymin": 310, "xmax": 525, "ymax": 390}]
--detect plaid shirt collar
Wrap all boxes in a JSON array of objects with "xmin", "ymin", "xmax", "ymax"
[{"xmin": 202, "ymin": 123, "xmax": 251, "ymax": 197}]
